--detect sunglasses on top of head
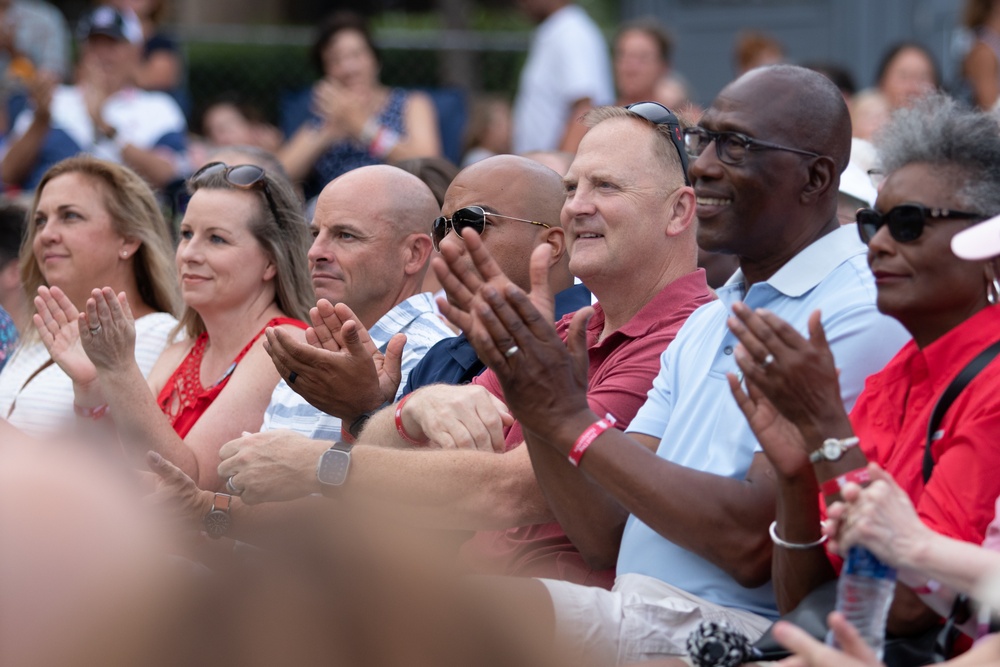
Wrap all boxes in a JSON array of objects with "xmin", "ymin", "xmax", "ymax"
[
  {"xmin": 432, "ymin": 206, "xmax": 551, "ymax": 252},
  {"xmin": 855, "ymin": 204, "xmax": 985, "ymax": 245},
  {"xmin": 190, "ymin": 161, "xmax": 283, "ymax": 228},
  {"xmin": 624, "ymin": 101, "xmax": 690, "ymax": 186}
]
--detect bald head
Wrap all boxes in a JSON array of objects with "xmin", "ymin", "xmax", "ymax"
[
  {"xmin": 324, "ymin": 165, "xmax": 439, "ymax": 239},
  {"xmin": 442, "ymin": 154, "xmax": 570, "ymax": 294},
  {"xmin": 727, "ymin": 65, "xmax": 852, "ymax": 173},
  {"xmin": 452, "ymin": 154, "xmax": 565, "ymax": 228},
  {"xmin": 309, "ymin": 166, "xmax": 438, "ymax": 328}
]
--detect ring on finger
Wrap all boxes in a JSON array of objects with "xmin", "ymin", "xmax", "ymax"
[
  {"xmin": 89, "ymin": 324, "xmax": 102, "ymax": 335},
  {"xmin": 503, "ymin": 345, "xmax": 520, "ymax": 359},
  {"xmin": 761, "ymin": 353, "xmax": 775, "ymax": 368},
  {"xmin": 288, "ymin": 371, "xmax": 298, "ymax": 385},
  {"xmin": 225, "ymin": 475, "xmax": 242, "ymax": 495}
]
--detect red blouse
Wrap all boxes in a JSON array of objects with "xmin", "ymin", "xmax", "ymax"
[{"xmin": 156, "ymin": 317, "xmax": 307, "ymax": 438}]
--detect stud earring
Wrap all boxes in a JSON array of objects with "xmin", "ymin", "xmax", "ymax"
[{"xmin": 121, "ymin": 251, "xmax": 129, "ymax": 258}]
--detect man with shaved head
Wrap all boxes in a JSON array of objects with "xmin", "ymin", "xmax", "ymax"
[
  {"xmin": 402, "ymin": 153, "xmax": 588, "ymax": 392},
  {"xmin": 419, "ymin": 64, "xmax": 910, "ymax": 662},
  {"xmin": 256, "ymin": 164, "xmax": 455, "ymax": 441}
]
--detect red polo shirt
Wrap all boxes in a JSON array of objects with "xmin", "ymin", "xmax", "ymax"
[
  {"xmin": 850, "ymin": 305, "xmax": 1000, "ymax": 545},
  {"xmin": 460, "ymin": 270, "xmax": 714, "ymax": 588}
]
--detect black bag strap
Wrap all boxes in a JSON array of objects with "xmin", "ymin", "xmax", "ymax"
[{"xmin": 923, "ymin": 339, "xmax": 1000, "ymax": 484}]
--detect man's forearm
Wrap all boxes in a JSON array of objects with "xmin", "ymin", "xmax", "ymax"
[
  {"xmin": 523, "ymin": 429, "xmax": 629, "ymax": 570},
  {"xmin": 356, "ymin": 399, "xmax": 410, "ymax": 448},
  {"xmin": 346, "ymin": 444, "xmax": 551, "ymax": 531}
]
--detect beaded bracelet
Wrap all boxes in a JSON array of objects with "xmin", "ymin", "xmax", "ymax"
[{"xmin": 769, "ymin": 521, "xmax": 828, "ymax": 550}]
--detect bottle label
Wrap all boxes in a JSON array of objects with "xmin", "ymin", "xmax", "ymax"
[{"xmin": 842, "ymin": 546, "xmax": 898, "ymax": 581}]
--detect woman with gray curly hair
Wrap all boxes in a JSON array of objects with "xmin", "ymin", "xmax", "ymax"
[{"xmin": 725, "ymin": 92, "xmax": 1000, "ymax": 648}]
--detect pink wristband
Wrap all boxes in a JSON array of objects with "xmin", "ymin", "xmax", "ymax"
[
  {"xmin": 567, "ymin": 413, "xmax": 617, "ymax": 467},
  {"xmin": 820, "ymin": 465, "xmax": 870, "ymax": 498},
  {"xmin": 74, "ymin": 403, "xmax": 110, "ymax": 419},
  {"xmin": 394, "ymin": 393, "xmax": 428, "ymax": 446}
]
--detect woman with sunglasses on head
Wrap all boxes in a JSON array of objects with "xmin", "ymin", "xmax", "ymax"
[
  {"xmin": 725, "ymin": 93, "xmax": 1000, "ymax": 639},
  {"xmin": 0, "ymin": 156, "xmax": 181, "ymax": 436},
  {"xmin": 39, "ymin": 162, "xmax": 312, "ymax": 491}
]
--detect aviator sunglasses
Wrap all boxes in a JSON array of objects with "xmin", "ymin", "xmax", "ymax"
[
  {"xmin": 432, "ymin": 206, "xmax": 551, "ymax": 251},
  {"xmin": 856, "ymin": 204, "xmax": 984, "ymax": 245},
  {"xmin": 190, "ymin": 161, "xmax": 283, "ymax": 228}
]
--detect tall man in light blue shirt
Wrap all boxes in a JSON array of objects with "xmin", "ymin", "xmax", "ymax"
[{"xmin": 438, "ymin": 64, "xmax": 911, "ymax": 663}]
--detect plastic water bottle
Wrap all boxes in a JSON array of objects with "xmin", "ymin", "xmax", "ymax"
[{"xmin": 827, "ymin": 545, "xmax": 897, "ymax": 659}]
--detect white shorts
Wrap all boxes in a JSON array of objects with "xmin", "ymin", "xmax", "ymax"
[{"xmin": 540, "ymin": 573, "xmax": 773, "ymax": 665}]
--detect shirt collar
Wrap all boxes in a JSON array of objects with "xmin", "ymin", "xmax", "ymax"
[
  {"xmin": 368, "ymin": 292, "xmax": 438, "ymax": 350},
  {"xmin": 724, "ymin": 224, "xmax": 867, "ymax": 298},
  {"xmin": 593, "ymin": 269, "xmax": 712, "ymax": 343}
]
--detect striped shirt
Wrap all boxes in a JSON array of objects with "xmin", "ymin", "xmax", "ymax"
[
  {"xmin": 0, "ymin": 311, "xmax": 178, "ymax": 437},
  {"xmin": 261, "ymin": 293, "xmax": 455, "ymax": 440}
]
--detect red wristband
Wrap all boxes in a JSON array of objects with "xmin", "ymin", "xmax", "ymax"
[
  {"xmin": 74, "ymin": 403, "xmax": 110, "ymax": 419},
  {"xmin": 394, "ymin": 393, "xmax": 428, "ymax": 446},
  {"xmin": 820, "ymin": 465, "xmax": 870, "ymax": 498},
  {"xmin": 567, "ymin": 413, "xmax": 617, "ymax": 467}
]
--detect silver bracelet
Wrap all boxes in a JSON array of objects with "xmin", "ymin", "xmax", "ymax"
[{"xmin": 769, "ymin": 520, "xmax": 828, "ymax": 550}]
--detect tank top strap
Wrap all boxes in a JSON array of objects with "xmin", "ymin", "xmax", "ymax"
[{"xmin": 229, "ymin": 317, "xmax": 308, "ymax": 367}]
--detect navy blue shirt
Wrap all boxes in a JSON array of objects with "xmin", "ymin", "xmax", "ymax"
[{"xmin": 401, "ymin": 283, "xmax": 591, "ymax": 395}]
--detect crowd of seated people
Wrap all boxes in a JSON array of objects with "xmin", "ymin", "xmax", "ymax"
[{"xmin": 3, "ymin": 3, "xmax": 1000, "ymax": 667}]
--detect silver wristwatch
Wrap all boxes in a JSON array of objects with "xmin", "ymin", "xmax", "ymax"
[{"xmin": 809, "ymin": 436, "xmax": 860, "ymax": 463}]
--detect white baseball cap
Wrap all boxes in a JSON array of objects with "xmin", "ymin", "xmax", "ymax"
[{"xmin": 951, "ymin": 213, "xmax": 1000, "ymax": 261}]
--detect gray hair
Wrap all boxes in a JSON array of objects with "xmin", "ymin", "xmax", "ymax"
[{"xmin": 876, "ymin": 93, "xmax": 1000, "ymax": 215}]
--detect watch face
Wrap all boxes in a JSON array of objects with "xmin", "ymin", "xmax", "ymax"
[
  {"xmin": 203, "ymin": 509, "xmax": 231, "ymax": 538},
  {"xmin": 823, "ymin": 440, "xmax": 843, "ymax": 460},
  {"xmin": 318, "ymin": 448, "xmax": 351, "ymax": 487}
]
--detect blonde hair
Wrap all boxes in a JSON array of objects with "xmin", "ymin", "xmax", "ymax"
[
  {"xmin": 20, "ymin": 156, "xmax": 182, "ymax": 342},
  {"xmin": 175, "ymin": 165, "xmax": 313, "ymax": 338}
]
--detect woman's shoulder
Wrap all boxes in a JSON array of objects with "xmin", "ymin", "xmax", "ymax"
[
  {"xmin": 135, "ymin": 311, "xmax": 180, "ymax": 335},
  {"xmin": 134, "ymin": 312, "xmax": 182, "ymax": 377}
]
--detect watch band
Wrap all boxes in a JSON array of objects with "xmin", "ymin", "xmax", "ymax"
[
  {"xmin": 809, "ymin": 436, "xmax": 860, "ymax": 463},
  {"xmin": 203, "ymin": 492, "xmax": 233, "ymax": 539}
]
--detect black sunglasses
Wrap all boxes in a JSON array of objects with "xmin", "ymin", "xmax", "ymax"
[
  {"xmin": 190, "ymin": 162, "xmax": 282, "ymax": 228},
  {"xmin": 625, "ymin": 101, "xmax": 690, "ymax": 186},
  {"xmin": 856, "ymin": 204, "xmax": 985, "ymax": 244},
  {"xmin": 432, "ymin": 206, "xmax": 551, "ymax": 251},
  {"xmin": 682, "ymin": 127, "xmax": 821, "ymax": 166}
]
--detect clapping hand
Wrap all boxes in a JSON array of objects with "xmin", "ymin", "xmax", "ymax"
[
  {"xmin": 78, "ymin": 287, "xmax": 137, "ymax": 372},
  {"xmin": 33, "ymin": 285, "xmax": 98, "ymax": 387},
  {"xmin": 264, "ymin": 300, "xmax": 405, "ymax": 421}
]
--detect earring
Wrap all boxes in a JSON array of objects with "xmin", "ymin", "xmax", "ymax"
[
  {"xmin": 121, "ymin": 251, "xmax": 129, "ymax": 259},
  {"xmin": 989, "ymin": 276, "xmax": 1000, "ymax": 306}
]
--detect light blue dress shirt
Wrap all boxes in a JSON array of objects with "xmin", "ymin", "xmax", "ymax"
[{"xmin": 619, "ymin": 224, "xmax": 911, "ymax": 620}]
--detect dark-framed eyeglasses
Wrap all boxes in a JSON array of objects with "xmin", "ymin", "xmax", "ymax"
[
  {"xmin": 432, "ymin": 206, "xmax": 551, "ymax": 251},
  {"xmin": 856, "ymin": 204, "xmax": 985, "ymax": 245},
  {"xmin": 682, "ymin": 127, "xmax": 821, "ymax": 166},
  {"xmin": 625, "ymin": 101, "xmax": 690, "ymax": 186},
  {"xmin": 190, "ymin": 161, "xmax": 283, "ymax": 228}
]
